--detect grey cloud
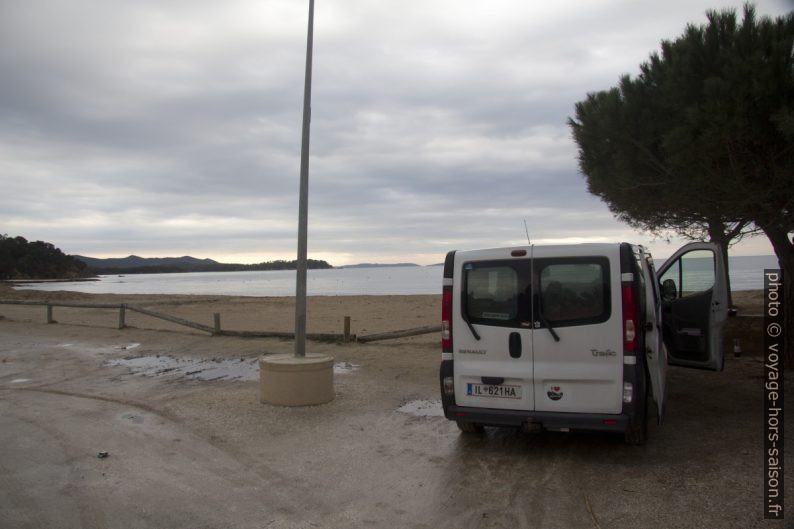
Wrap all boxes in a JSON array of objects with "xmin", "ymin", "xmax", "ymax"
[{"xmin": 1, "ymin": 0, "xmax": 786, "ymax": 264}]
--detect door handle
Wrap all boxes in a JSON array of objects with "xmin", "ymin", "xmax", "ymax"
[{"xmin": 509, "ymin": 332, "xmax": 522, "ymax": 359}]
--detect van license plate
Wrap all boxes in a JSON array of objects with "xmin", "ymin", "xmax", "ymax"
[{"xmin": 466, "ymin": 383, "xmax": 522, "ymax": 399}]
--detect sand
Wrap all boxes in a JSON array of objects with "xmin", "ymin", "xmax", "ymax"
[
  {"xmin": 0, "ymin": 282, "xmax": 441, "ymax": 338},
  {"xmin": 0, "ymin": 283, "xmax": 783, "ymax": 529}
]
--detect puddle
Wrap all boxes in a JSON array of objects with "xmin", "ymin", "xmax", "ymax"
[
  {"xmin": 397, "ymin": 400, "xmax": 443, "ymax": 417},
  {"xmin": 107, "ymin": 355, "xmax": 260, "ymax": 381},
  {"xmin": 115, "ymin": 343, "xmax": 141, "ymax": 351},
  {"xmin": 59, "ymin": 343, "xmax": 141, "ymax": 353},
  {"xmin": 107, "ymin": 355, "xmax": 361, "ymax": 382},
  {"xmin": 10, "ymin": 378, "xmax": 31, "ymax": 384},
  {"xmin": 334, "ymin": 362, "xmax": 360, "ymax": 374}
]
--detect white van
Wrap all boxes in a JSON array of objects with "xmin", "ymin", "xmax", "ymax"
[{"xmin": 439, "ymin": 242, "xmax": 728, "ymax": 444}]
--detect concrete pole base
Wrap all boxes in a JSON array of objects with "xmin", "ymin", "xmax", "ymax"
[{"xmin": 259, "ymin": 353, "xmax": 335, "ymax": 406}]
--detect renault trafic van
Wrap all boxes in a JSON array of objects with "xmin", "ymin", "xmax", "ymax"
[{"xmin": 439, "ymin": 242, "xmax": 728, "ymax": 444}]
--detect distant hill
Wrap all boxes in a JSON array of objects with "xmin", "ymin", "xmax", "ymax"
[
  {"xmin": 337, "ymin": 263, "xmax": 419, "ymax": 269},
  {"xmin": 0, "ymin": 235, "xmax": 91, "ymax": 280},
  {"xmin": 75, "ymin": 255, "xmax": 333, "ymax": 274},
  {"xmin": 75, "ymin": 255, "xmax": 219, "ymax": 269}
]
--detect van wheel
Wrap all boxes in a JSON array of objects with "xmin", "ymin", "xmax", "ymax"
[
  {"xmin": 456, "ymin": 421, "xmax": 484, "ymax": 434},
  {"xmin": 624, "ymin": 374, "xmax": 649, "ymax": 445}
]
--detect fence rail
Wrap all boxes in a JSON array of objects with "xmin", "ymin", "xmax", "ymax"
[
  {"xmin": 124, "ymin": 304, "xmax": 214, "ymax": 334},
  {"xmin": 0, "ymin": 299, "xmax": 438, "ymax": 343},
  {"xmin": 0, "ymin": 300, "xmax": 122, "ymax": 309},
  {"xmin": 357, "ymin": 325, "xmax": 441, "ymax": 343}
]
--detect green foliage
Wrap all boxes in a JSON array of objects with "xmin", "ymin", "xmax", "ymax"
[
  {"xmin": 0, "ymin": 235, "xmax": 90, "ymax": 280},
  {"xmin": 568, "ymin": 4, "xmax": 794, "ymax": 241},
  {"xmin": 569, "ymin": 4, "xmax": 794, "ymax": 365}
]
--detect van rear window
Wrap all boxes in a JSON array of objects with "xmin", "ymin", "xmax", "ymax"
[
  {"xmin": 462, "ymin": 257, "xmax": 610, "ymax": 329},
  {"xmin": 539, "ymin": 262, "xmax": 608, "ymax": 325},
  {"xmin": 465, "ymin": 265, "xmax": 520, "ymax": 323}
]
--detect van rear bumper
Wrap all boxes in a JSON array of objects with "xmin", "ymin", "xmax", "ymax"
[{"xmin": 444, "ymin": 405, "xmax": 630, "ymax": 433}]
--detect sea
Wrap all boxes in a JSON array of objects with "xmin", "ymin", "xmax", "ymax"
[{"xmin": 12, "ymin": 255, "xmax": 779, "ymax": 297}]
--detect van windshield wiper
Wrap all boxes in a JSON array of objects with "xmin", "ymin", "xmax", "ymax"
[
  {"xmin": 538, "ymin": 312, "xmax": 560, "ymax": 342},
  {"xmin": 462, "ymin": 313, "xmax": 481, "ymax": 341},
  {"xmin": 533, "ymin": 293, "xmax": 560, "ymax": 342}
]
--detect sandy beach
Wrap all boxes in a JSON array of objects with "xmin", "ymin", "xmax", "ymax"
[
  {"xmin": 0, "ymin": 283, "xmax": 440, "ymax": 338},
  {"xmin": 0, "ymin": 284, "xmax": 787, "ymax": 529}
]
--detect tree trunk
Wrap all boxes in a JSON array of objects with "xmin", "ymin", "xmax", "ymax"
[{"xmin": 758, "ymin": 223, "xmax": 793, "ymax": 371}]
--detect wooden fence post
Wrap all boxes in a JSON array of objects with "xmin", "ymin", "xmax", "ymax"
[
  {"xmin": 118, "ymin": 304, "xmax": 126, "ymax": 329},
  {"xmin": 46, "ymin": 303, "xmax": 53, "ymax": 324},
  {"xmin": 343, "ymin": 316, "xmax": 351, "ymax": 343},
  {"xmin": 213, "ymin": 313, "xmax": 221, "ymax": 335}
]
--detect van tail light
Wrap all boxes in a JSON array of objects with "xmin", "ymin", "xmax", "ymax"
[
  {"xmin": 442, "ymin": 286, "xmax": 453, "ymax": 352},
  {"xmin": 621, "ymin": 284, "xmax": 638, "ymax": 352}
]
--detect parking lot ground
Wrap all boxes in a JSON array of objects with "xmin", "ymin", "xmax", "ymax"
[{"xmin": 0, "ymin": 319, "xmax": 791, "ymax": 529}]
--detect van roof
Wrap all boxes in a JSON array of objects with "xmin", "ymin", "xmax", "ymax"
[{"xmin": 456, "ymin": 243, "xmax": 632, "ymax": 255}]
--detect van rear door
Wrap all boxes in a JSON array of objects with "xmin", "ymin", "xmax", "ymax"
[
  {"xmin": 657, "ymin": 242, "xmax": 728, "ymax": 371},
  {"xmin": 452, "ymin": 249, "xmax": 535, "ymax": 411},
  {"xmin": 531, "ymin": 246, "xmax": 623, "ymax": 415},
  {"xmin": 639, "ymin": 249, "xmax": 667, "ymax": 423}
]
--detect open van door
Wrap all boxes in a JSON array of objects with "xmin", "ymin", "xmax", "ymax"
[
  {"xmin": 657, "ymin": 242, "xmax": 728, "ymax": 371},
  {"xmin": 639, "ymin": 250, "xmax": 667, "ymax": 423}
]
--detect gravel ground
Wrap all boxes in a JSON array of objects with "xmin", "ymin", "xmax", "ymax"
[{"xmin": 0, "ymin": 290, "xmax": 790, "ymax": 528}]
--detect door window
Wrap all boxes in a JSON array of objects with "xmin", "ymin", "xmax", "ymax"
[{"xmin": 659, "ymin": 250, "xmax": 715, "ymax": 298}]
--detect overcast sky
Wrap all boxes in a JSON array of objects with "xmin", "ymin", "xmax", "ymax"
[{"xmin": 1, "ymin": 0, "xmax": 789, "ymax": 265}]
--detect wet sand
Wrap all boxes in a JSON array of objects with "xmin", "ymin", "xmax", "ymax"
[{"xmin": 0, "ymin": 285, "xmax": 787, "ymax": 529}]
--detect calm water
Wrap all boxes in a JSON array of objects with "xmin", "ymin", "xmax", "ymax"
[
  {"xmin": 14, "ymin": 255, "xmax": 778, "ymax": 297},
  {"xmin": 16, "ymin": 266, "xmax": 444, "ymax": 296}
]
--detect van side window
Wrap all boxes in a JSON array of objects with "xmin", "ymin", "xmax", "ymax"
[
  {"xmin": 539, "ymin": 261, "xmax": 609, "ymax": 325},
  {"xmin": 659, "ymin": 250, "xmax": 715, "ymax": 298},
  {"xmin": 465, "ymin": 265, "xmax": 520, "ymax": 324}
]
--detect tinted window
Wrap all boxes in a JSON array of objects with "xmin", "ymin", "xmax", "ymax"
[
  {"xmin": 538, "ymin": 260, "xmax": 609, "ymax": 325},
  {"xmin": 465, "ymin": 265, "xmax": 520, "ymax": 324},
  {"xmin": 463, "ymin": 257, "xmax": 609, "ymax": 328}
]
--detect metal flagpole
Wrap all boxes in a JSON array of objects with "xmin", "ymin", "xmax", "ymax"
[{"xmin": 294, "ymin": 0, "xmax": 315, "ymax": 358}]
